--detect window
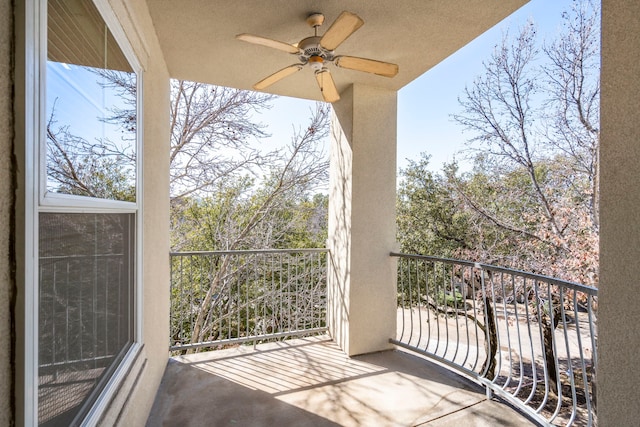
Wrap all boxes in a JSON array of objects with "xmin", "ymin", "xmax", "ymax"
[
  {"xmin": 38, "ymin": 213, "xmax": 135, "ymax": 425},
  {"xmin": 29, "ymin": 0, "xmax": 141, "ymax": 425},
  {"xmin": 45, "ymin": 0, "xmax": 136, "ymax": 202}
]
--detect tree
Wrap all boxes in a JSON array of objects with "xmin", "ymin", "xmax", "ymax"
[
  {"xmin": 45, "ymin": 65, "xmax": 143, "ymax": 201},
  {"xmin": 449, "ymin": 0, "xmax": 599, "ymax": 285},
  {"xmin": 171, "ymin": 104, "xmax": 330, "ymax": 252},
  {"xmin": 542, "ymin": 1, "xmax": 600, "ymax": 230},
  {"xmin": 176, "ymin": 104, "xmax": 330, "ymax": 346},
  {"xmin": 169, "ymin": 81, "xmax": 275, "ymax": 200},
  {"xmin": 46, "ymin": 101, "xmax": 136, "ymax": 201},
  {"xmin": 397, "ymin": 155, "xmax": 470, "ymax": 257}
]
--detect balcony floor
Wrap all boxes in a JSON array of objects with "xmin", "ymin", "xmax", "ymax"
[{"xmin": 146, "ymin": 335, "xmax": 536, "ymax": 426}]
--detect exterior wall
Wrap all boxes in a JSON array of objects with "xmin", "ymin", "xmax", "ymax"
[
  {"xmin": 10, "ymin": 0, "xmax": 170, "ymax": 425},
  {"xmin": 328, "ymin": 84, "xmax": 397, "ymax": 356},
  {"xmin": 97, "ymin": 1, "xmax": 171, "ymax": 425},
  {"xmin": 13, "ymin": 1, "xmax": 29, "ymax": 423},
  {"xmin": 0, "ymin": 0, "xmax": 14, "ymax": 423},
  {"xmin": 598, "ymin": 0, "xmax": 640, "ymax": 425}
]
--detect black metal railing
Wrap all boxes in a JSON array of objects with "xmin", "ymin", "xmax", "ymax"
[
  {"xmin": 170, "ymin": 249, "xmax": 328, "ymax": 352},
  {"xmin": 39, "ymin": 251, "xmax": 133, "ymax": 425},
  {"xmin": 391, "ymin": 252, "xmax": 597, "ymax": 427}
]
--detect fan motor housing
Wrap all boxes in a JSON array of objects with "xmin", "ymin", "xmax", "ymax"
[{"xmin": 298, "ymin": 36, "xmax": 334, "ymax": 63}]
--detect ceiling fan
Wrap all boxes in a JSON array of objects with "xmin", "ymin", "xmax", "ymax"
[{"xmin": 236, "ymin": 11, "xmax": 399, "ymax": 103}]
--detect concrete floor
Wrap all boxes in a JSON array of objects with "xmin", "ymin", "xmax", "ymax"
[{"xmin": 146, "ymin": 336, "xmax": 537, "ymax": 427}]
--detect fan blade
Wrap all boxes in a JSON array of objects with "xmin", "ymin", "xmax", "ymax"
[
  {"xmin": 236, "ymin": 33, "xmax": 300, "ymax": 54},
  {"xmin": 320, "ymin": 11, "xmax": 364, "ymax": 51},
  {"xmin": 315, "ymin": 70, "xmax": 340, "ymax": 103},
  {"xmin": 334, "ymin": 56, "xmax": 399, "ymax": 77},
  {"xmin": 253, "ymin": 64, "xmax": 303, "ymax": 90}
]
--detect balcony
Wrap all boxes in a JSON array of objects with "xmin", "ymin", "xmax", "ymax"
[
  {"xmin": 149, "ymin": 250, "xmax": 597, "ymax": 426},
  {"xmin": 148, "ymin": 336, "xmax": 535, "ymax": 426}
]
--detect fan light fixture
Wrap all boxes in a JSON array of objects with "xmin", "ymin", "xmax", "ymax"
[{"xmin": 308, "ymin": 56, "xmax": 324, "ymax": 71}]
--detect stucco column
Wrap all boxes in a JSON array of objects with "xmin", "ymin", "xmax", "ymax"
[
  {"xmin": 598, "ymin": 1, "xmax": 640, "ymax": 425},
  {"xmin": 327, "ymin": 84, "xmax": 397, "ymax": 356}
]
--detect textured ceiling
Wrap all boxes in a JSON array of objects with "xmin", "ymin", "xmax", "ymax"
[{"xmin": 146, "ymin": 0, "xmax": 527, "ymax": 101}]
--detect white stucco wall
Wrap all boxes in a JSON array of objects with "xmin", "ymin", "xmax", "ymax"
[
  {"xmin": 97, "ymin": 0, "xmax": 171, "ymax": 425},
  {"xmin": 598, "ymin": 1, "xmax": 640, "ymax": 425},
  {"xmin": 0, "ymin": 0, "xmax": 14, "ymax": 424}
]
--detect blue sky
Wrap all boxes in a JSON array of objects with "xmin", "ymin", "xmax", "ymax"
[
  {"xmin": 48, "ymin": 63, "xmax": 129, "ymax": 144},
  {"xmin": 48, "ymin": 0, "xmax": 577, "ymax": 183},
  {"xmin": 256, "ymin": 0, "xmax": 575, "ymax": 173}
]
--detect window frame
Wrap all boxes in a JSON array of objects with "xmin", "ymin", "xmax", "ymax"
[{"xmin": 24, "ymin": 0, "xmax": 145, "ymax": 425}]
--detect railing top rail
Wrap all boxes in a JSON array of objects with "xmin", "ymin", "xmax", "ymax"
[
  {"xmin": 390, "ymin": 251, "xmax": 598, "ymax": 296},
  {"xmin": 171, "ymin": 248, "xmax": 329, "ymax": 257}
]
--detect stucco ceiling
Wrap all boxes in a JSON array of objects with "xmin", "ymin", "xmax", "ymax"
[{"xmin": 146, "ymin": 0, "xmax": 527, "ymax": 101}]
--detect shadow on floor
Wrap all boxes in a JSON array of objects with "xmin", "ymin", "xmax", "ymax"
[{"xmin": 146, "ymin": 336, "xmax": 536, "ymax": 427}]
